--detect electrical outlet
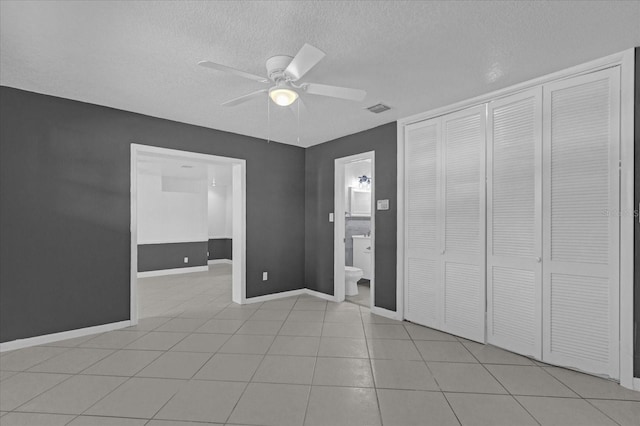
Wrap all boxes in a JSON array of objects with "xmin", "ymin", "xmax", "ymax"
[
  {"xmin": 262, "ymin": 272, "xmax": 268, "ymax": 281},
  {"xmin": 184, "ymin": 257, "xmax": 189, "ymax": 263}
]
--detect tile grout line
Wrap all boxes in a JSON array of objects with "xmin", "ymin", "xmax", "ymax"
[
  {"xmin": 60, "ymin": 277, "xmax": 234, "ymax": 423},
  {"xmin": 138, "ymin": 273, "xmax": 237, "ymax": 423},
  {"xmin": 220, "ymin": 294, "xmax": 305, "ymax": 425},
  {"xmin": 362, "ymin": 302, "xmax": 385, "ymax": 426},
  {"xmin": 536, "ymin": 368, "xmax": 624, "ymax": 426},
  {"xmin": 149, "ymin": 287, "xmax": 258, "ymax": 424},
  {"xmin": 403, "ymin": 322, "xmax": 463, "ymax": 426},
  {"xmin": 300, "ymin": 301, "xmax": 325, "ymax": 426},
  {"xmin": 460, "ymin": 340, "xmax": 544, "ymax": 425},
  {"xmin": 8, "ymin": 346, "xmax": 124, "ymax": 417},
  {"xmin": 6, "ymin": 266, "xmax": 638, "ymax": 425}
]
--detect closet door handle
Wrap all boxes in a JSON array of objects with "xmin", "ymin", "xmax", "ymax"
[
  {"xmin": 440, "ymin": 249, "xmax": 445, "ymax": 255},
  {"xmin": 535, "ymin": 257, "xmax": 542, "ymax": 263}
]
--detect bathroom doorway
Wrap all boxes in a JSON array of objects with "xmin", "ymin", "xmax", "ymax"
[{"xmin": 333, "ymin": 151, "xmax": 375, "ymax": 308}]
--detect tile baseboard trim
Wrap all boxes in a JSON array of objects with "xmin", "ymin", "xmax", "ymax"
[
  {"xmin": 244, "ymin": 289, "xmax": 307, "ymax": 304},
  {"xmin": 0, "ymin": 320, "xmax": 131, "ymax": 352},
  {"xmin": 371, "ymin": 305, "xmax": 402, "ymax": 321},
  {"xmin": 137, "ymin": 265, "xmax": 208, "ymax": 278},
  {"xmin": 208, "ymin": 259, "xmax": 232, "ymax": 265}
]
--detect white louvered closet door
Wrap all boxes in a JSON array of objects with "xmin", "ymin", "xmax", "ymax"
[
  {"xmin": 404, "ymin": 118, "xmax": 442, "ymax": 329},
  {"xmin": 441, "ymin": 105, "xmax": 486, "ymax": 343},
  {"xmin": 542, "ymin": 67, "xmax": 620, "ymax": 379},
  {"xmin": 487, "ymin": 89, "xmax": 542, "ymax": 358}
]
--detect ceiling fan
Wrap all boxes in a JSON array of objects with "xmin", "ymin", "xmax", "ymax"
[{"xmin": 198, "ymin": 43, "xmax": 366, "ymax": 109}]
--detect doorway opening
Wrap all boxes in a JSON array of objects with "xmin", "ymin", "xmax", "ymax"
[
  {"xmin": 334, "ymin": 151, "xmax": 375, "ymax": 308},
  {"xmin": 130, "ymin": 144, "xmax": 246, "ymax": 325}
]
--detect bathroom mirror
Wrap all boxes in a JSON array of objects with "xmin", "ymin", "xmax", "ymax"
[{"xmin": 348, "ymin": 187, "xmax": 371, "ymax": 217}]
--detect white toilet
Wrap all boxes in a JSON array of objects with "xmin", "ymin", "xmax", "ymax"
[{"xmin": 345, "ymin": 266, "xmax": 364, "ymax": 296}]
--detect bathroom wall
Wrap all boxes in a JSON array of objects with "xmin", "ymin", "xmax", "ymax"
[
  {"xmin": 345, "ymin": 217, "xmax": 370, "ymax": 266},
  {"xmin": 344, "ymin": 159, "xmax": 372, "ymax": 266},
  {"xmin": 344, "ymin": 159, "xmax": 372, "ymax": 207}
]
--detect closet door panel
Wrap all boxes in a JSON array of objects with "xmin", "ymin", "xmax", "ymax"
[
  {"xmin": 441, "ymin": 105, "xmax": 486, "ymax": 343},
  {"xmin": 542, "ymin": 67, "xmax": 620, "ymax": 379},
  {"xmin": 487, "ymin": 89, "xmax": 542, "ymax": 358},
  {"xmin": 404, "ymin": 118, "xmax": 441, "ymax": 329}
]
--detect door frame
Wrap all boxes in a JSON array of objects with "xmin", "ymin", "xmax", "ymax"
[
  {"xmin": 130, "ymin": 144, "xmax": 247, "ymax": 325},
  {"xmin": 397, "ymin": 48, "xmax": 635, "ymax": 389},
  {"xmin": 334, "ymin": 151, "xmax": 375, "ymax": 307}
]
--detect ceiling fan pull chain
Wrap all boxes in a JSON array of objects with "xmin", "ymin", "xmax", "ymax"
[{"xmin": 297, "ymin": 99, "xmax": 300, "ymax": 145}]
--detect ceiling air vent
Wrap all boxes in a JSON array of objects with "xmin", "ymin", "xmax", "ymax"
[{"xmin": 366, "ymin": 103, "xmax": 391, "ymax": 114}]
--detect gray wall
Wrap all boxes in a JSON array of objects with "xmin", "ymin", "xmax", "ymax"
[
  {"xmin": 0, "ymin": 86, "xmax": 305, "ymax": 343},
  {"xmin": 138, "ymin": 242, "xmax": 208, "ymax": 272},
  {"xmin": 305, "ymin": 123, "xmax": 397, "ymax": 311},
  {"xmin": 208, "ymin": 238, "xmax": 232, "ymax": 260}
]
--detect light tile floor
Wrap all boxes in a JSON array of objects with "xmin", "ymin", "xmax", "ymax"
[
  {"xmin": 1, "ymin": 265, "xmax": 639, "ymax": 425},
  {"xmin": 345, "ymin": 282, "xmax": 370, "ymax": 307}
]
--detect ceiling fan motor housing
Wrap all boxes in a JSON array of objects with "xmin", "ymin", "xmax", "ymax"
[{"xmin": 266, "ymin": 55, "xmax": 293, "ymax": 82}]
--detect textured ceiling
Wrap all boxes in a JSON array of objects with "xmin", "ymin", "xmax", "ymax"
[{"xmin": 1, "ymin": 1, "xmax": 639, "ymax": 147}]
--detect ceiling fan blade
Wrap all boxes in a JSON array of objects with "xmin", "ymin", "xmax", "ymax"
[
  {"xmin": 304, "ymin": 83, "xmax": 366, "ymax": 102},
  {"xmin": 285, "ymin": 43, "xmax": 326, "ymax": 81},
  {"xmin": 199, "ymin": 61, "xmax": 269, "ymax": 83},
  {"xmin": 221, "ymin": 89, "xmax": 268, "ymax": 107}
]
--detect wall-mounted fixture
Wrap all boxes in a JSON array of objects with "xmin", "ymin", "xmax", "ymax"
[{"xmin": 358, "ymin": 175, "xmax": 371, "ymax": 189}]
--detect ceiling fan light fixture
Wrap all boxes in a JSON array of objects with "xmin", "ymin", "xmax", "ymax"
[{"xmin": 269, "ymin": 87, "xmax": 298, "ymax": 107}]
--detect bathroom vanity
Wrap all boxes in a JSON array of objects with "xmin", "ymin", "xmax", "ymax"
[{"xmin": 352, "ymin": 235, "xmax": 372, "ymax": 280}]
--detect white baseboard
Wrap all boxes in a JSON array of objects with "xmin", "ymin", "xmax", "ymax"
[
  {"xmin": 304, "ymin": 289, "xmax": 338, "ymax": 302},
  {"xmin": 0, "ymin": 320, "xmax": 131, "ymax": 352},
  {"xmin": 243, "ymin": 289, "xmax": 306, "ymax": 304},
  {"xmin": 371, "ymin": 305, "xmax": 402, "ymax": 321},
  {"xmin": 208, "ymin": 259, "xmax": 232, "ymax": 265},
  {"xmin": 137, "ymin": 265, "xmax": 208, "ymax": 278},
  {"xmin": 633, "ymin": 378, "xmax": 640, "ymax": 391}
]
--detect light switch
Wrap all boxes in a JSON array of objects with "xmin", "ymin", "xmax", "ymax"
[
  {"xmin": 329, "ymin": 213, "xmax": 334, "ymax": 222},
  {"xmin": 262, "ymin": 272, "xmax": 268, "ymax": 281},
  {"xmin": 377, "ymin": 199, "xmax": 389, "ymax": 210}
]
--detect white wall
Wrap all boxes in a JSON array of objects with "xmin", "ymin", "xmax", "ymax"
[
  {"xmin": 225, "ymin": 184, "xmax": 233, "ymax": 237},
  {"xmin": 208, "ymin": 185, "xmax": 233, "ymax": 239},
  {"xmin": 137, "ymin": 172, "xmax": 208, "ymax": 244}
]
